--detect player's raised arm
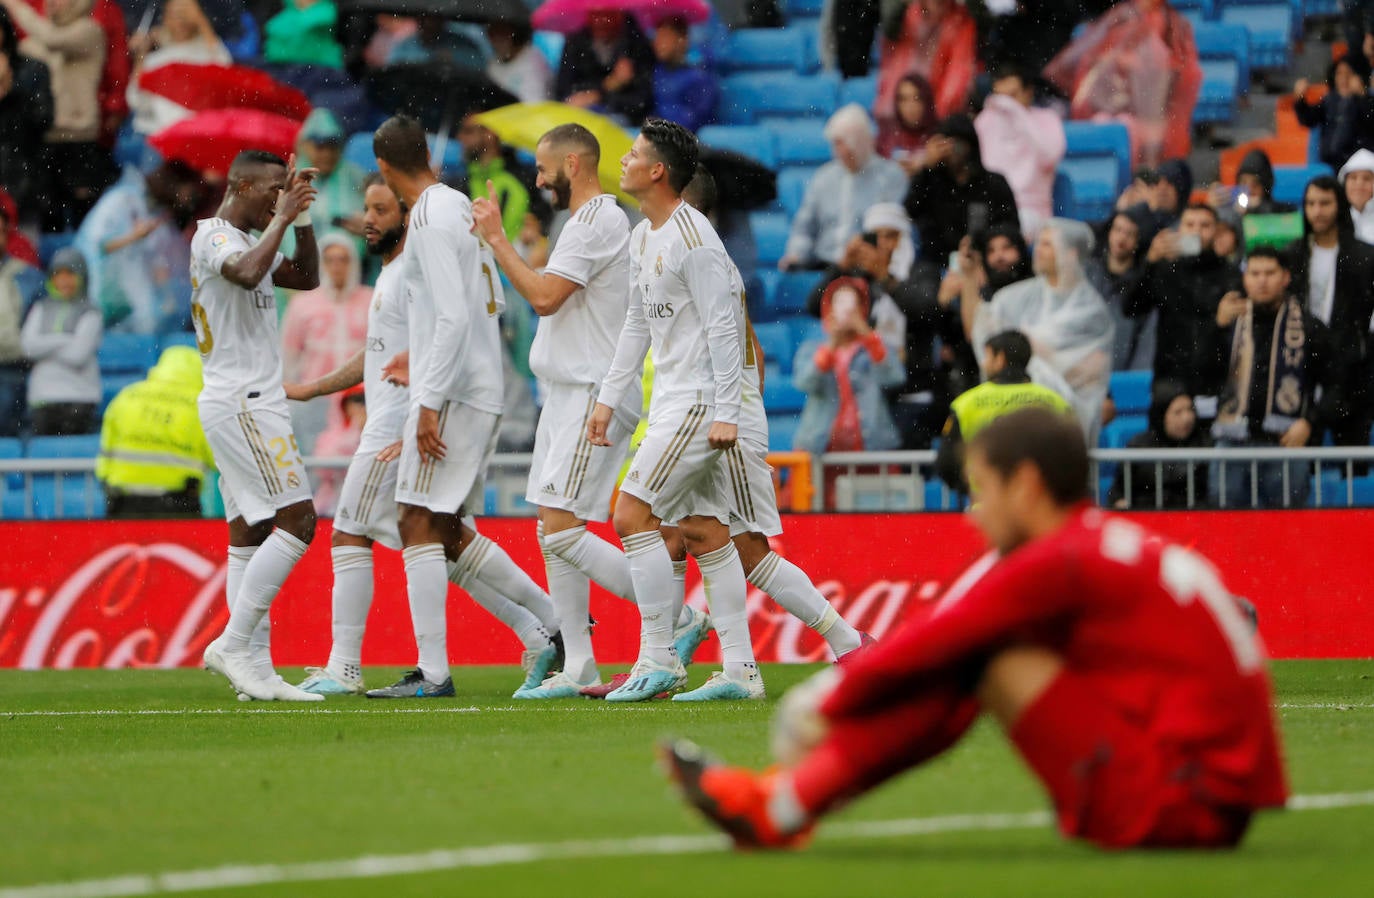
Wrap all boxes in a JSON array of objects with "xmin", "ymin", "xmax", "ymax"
[
  {"xmin": 471, "ymin": 180, "xmax": 579, "ymax": 316},
  {"xmin": 272, "ymin": 161, "xmax": 322, "ymax": 291},
  {"xmin": 218, "ymin": 156, "xmax": 318, "ymax": 290}
]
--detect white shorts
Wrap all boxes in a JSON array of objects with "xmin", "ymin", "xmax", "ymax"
[
  {"xmin": 333, "ymin": 439, "xmax": 401, "ymax": 549},
  {"xmin": 206, "ymin": 406, "xmax": 313, "ymax": 526},
  {"xmin": 526, "ymin": 382, "xmax": 635, "ymax": 522},
  {"xmin": 721, "ymin": 439, "xmax": 783, "ymax": 538},
  {"xmin": 620, "ymin": 397, "xmax": 729, "ymax": 525},
  {"xmin": 395, "ymin": 401, "xmax": 499, "ymax": 516}
]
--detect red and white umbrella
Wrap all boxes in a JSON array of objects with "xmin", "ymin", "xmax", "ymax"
[
  {"xmin": 532, "ymin": 0, "xmax": 711, "ymax": 34},
  {"xmin": 137, "ymin": 64, "xmax": 313, "ymax": 121},
  {"xmin": 149, "ymin": 109, "xmax": 304, "ymax": 177}
]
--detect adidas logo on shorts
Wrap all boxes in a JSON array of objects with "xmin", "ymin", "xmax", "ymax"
[
  {"xmin": 541, "ymin": 483, "xmax": 557, "ymax": 494},
  {"xmin": 339, "ymin": 507, "xmax": 350, "ymax": 520},
  {"xmin": 627, "ymin": 470, "xmax": 640, "ymax": 483}
]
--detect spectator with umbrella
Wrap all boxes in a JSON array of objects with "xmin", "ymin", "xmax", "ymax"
[
  {"xmin": 126, "ymin": 0, "xmax": 232, "ymax": 134},
  {"xmin": 545, "ymin": 4, "xmax": 656, "ymax": 125}
]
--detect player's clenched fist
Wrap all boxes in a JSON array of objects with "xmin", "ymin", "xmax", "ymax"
[
  {"xmin": 586, "ymin": 402, "xmax": 614, "ymax": 447},
  {"xmin": 707, "ymin": 421, "xmax": 737, "ymax": 450}
]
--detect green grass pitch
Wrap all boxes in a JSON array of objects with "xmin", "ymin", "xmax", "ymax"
[{"xmin": 2, "ymin": 660, "xmax": 1371, "ymax": 897}]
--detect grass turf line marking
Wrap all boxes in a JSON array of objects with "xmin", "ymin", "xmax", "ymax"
[{"xmin": 1, "ymin": 792, "xmax": 1371, "ymax": 898}]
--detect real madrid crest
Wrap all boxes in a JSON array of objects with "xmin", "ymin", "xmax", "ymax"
[{"xmin": 654, "ymin": 254, "xmax": 664, "ymax": 276}]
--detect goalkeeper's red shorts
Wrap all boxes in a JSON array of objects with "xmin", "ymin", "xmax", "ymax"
[{"xmin": 1009, "ymin": 671, "xmax": 1253, "ymax": 850}]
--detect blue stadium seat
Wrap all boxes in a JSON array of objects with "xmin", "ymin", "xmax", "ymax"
[
  {"xmin": 750, "ymin": 212, "xmax": 792, "ymax": 267},
  {"xmin": 1110, "ymin": 370, "xmax": 1153, "ymax": 416},
  {"xmin": 1057, "ymin": 157, "xmax": 1119, "ymax": 222},
  {"xmin": 838, "ymin": 75, "xmax": 878, "ymax": 110},
  {"xmin": 789, "ymin": 315, "xmax": 825, "ymax": 349},
  {"xmin": 720, "ymin": 27, "xmax": 816, "ymax": 74},
  {"xmin": 1063, "ymin": 122, "xmax": 1132, "ymax": 194},
  {"xmin": 1218, "ymin": 3, "xmax": 1292, "ymax": 69},
  {"xmin": 1272, "ymin": 163, "xmax": 1333, "ymax": 205},
  {"xmin": 785, "ymin": 0, "xmax": 825, "ymax": 18},
  {"xmin": 159, "ymin": 331, "xmax": 198, "ymax": 353},
  {"xmin": 751, "ymin": 269, "xmax": 782, "ymax": 321},
  {"xmin": 1051, "ymin": 170, "xmax": 1074, "ymax": 218},
  {"xmin": 0, "ymin": 436, "xmax": 22, "ymax": 494},
  {"xmin": 752, "ymin": 322, "xmax": 794, "ymax": 374},
  {"xmin": 774, "ymin": 270, "xmax": 823, "ymax": 317},
  {"xmin": 97, "ymin": 334, "xmax": 158, "ymax": 374},
  {"xmin": 343, "ymin": 131, "xmax": 378, "ymax": 173},
  {"xmin": 1302, "ymin": 0, "xmax": 1338, "ymax": 16},
  {"xmin": 26, "ymin": 435, "xmax": 104, "ymax": 520},
  {"xmin": 1195, "ymin": 58, "xmax": 1242, "ymax": 124},
  {"xmin": 1193, "ymin": 22, "xmax": 1251, "ymax": 90},
  {"xmin": 768, "ymin": 413, "xmax": 801, "ymax": 451},
  {"xmin": 1310, "ymin": 470, "xmax": 1347, "ymax": 508},
  {"xmin": 1352, "ymin": 474, "xmax": 1374, "ymax": 507},
  {"xmin": 1169, "ymin": 0, "xmax": 1215, "ymax": 15},
  {"xmin": 698, "ymin": 125, "xmax": 777, "ymax": 168},
  {"xmin": 768, "ymin": 120, "xmax": 831, "ymax": 167},
  {"xmin": 38, "ymin": 232, "xmax": 76, "ymax": 268},
  {"xmin": 717, "ymin": 72, "xmax": 840, "ymax": 125},
  {"xmin": 763, "ymin": 378, "xmax": 807, "ymax": 414},
  {"xmin": 776, "ymin": 166, "xmax": 815, "ymax": 216},
  {"xmin": 1100, "ymin": 415, "xmax": 1148, "ymax": 449}
]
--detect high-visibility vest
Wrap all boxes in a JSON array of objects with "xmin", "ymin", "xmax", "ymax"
[
  {"xmin": 950, "ymin": 379, "xmax": 1073, "ymax": 442},
  {"xmin": 96, "ymin": 379, "xmax": 213, "ymax": 494}
]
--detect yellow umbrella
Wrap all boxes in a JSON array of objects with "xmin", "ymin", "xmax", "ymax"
[{"xmin": 472, "ymin": 102, "xmax": 637, "ymax": 206}]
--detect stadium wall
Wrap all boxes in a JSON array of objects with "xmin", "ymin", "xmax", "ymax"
[{"xmin": 2, "ymin": 512, "xmax": 1369, "ymax": 668}]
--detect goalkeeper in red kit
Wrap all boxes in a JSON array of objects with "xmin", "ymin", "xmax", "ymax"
[{"xmin": 661, "ymin": 407, "xmax": 1288, "ymax": 851}]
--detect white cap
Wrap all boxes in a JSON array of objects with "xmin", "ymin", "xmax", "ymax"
[{"xmin": 1338, "ymin": 148, "xmax": 1374, "ymax": 183}]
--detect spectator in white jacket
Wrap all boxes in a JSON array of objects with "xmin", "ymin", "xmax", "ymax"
[
  {"xmin": 21, "ymin": 247, "xmax": 102, "ymax": 435},
  {"xmin": 974, "ymin": 60, "xmax": 1066, "ymax": 240},
  {"xmin": 486, "ymin": 21, "xmax": 552, "ymax": 104},
  {"xmin": 1340, "ymin": 148, "xmax": 1374, "ymax": 244}
]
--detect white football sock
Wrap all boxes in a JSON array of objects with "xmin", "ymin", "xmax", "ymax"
[
  {"xmin": 748, "ymin": 551, "xmax": 861, "ymax": 657},
  {"xmin": 543, "ymin": 525, "xmax": 636, "ymax": 603},
  {"xmin": 403, "ymin": 543, "xmax": 450, "ymax": 684},
  {"xmin": 457, "ymin": 534, "xmax": 560, "ymax": 635},
  {"xmin": 224, "ymin": 529, "xmax": 308, "ymax": 652},
  {"xmin": 622, "ymin": 530, "xmax": 678, "ymax": 667},
  {"xmin": 541, "ymin": 529, "xmax": 597, "ymax": 685},
  {"xmin": 447, "ymin": 561, "xmax": 551, "ymax": 650},
  {"xmin": 227, "ymin": 545, "xmax": 274, "ymax": 679},
  {"xmin": 671, "ymin": 559, "xmax": 693, "ymax": 628},
  {"xmin": 225, "ymin": 545, "xmax": 256, "ymax": 613},
  {"xmin": 328, "ymin": 545, "xmax": 374, "ymax": 680},
  {"xmin": 697, "ymin": 542, "xmax": 755, "ymax": 678}
]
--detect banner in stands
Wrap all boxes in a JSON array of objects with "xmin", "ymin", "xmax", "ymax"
[{"xmin": 2, "ymin": 512, "xmax": 1370, "ymax": 669}]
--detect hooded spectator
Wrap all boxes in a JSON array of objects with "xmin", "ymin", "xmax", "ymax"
[
  {"xmin": 1231, "ymin": 148, "xmax": 1294, "ymax": 216},
  {"xmin": 0, "ymin": 11, "xmax": 53, "ymax": 216},
  {"xmin": 1283, "ymin": 176, "xmax": 1374, "ymax": 452},
  {"xmin": 904, "ymin": 113, "xmax": 1020, "ymax": 266},
  {"xmin": 1294, "ymin": 55, "xmax": 1374, "ymax": 172},
  {"xmin": 651, "ymin": 15, "xmax": 716, "ymax": 133},
  {"xmin": 793, "ymin": 277, "xmax": 905, "ymax": 454},
  {"xmin": 874, "ymin": 0, "xmax": 977, "ymax": 125},
  {"xmin": 1086, "ymin": 207, "xmax": 1150, "ymax": 370},
  {"xmin": 74, "ymin": 160, "xmax": 204, "ymax": 334},
  {"xmin": 1044, "ymin": 0, "xmax": 1202, "ymax": 166},
  {"xmin": 263, "ymin": 0, "xmax": 343, "ymax": 68},
  {"xmin": 556, "ymin": 9, "xmax": 655, "ymax": 125},
  {"xmin": 20, "ymin": 247, "xmax": 102, "ymax": 435},
  {"xmin": 1107, "ymin": 379, "xmax": 1210, "ymax": 509},
  {"xmin": 126, "ymin": 0, "xmax": 231, "ymax": 134},
  {"xmin": 804, "ymin": 201, "xmax": 913, "ymax": 357},
  {"xmin": 975, "ymin": 59, "xmax": 1066, "ymax": 239},
  {"xmin": 0, "ymin": 196, "xmax": 41, "ymax": 434},
  {"xmin": 1339, "ymin": 147, "xmax": 1374, "ymax": 243},
  {"xmin": 280, "ymin": 232, "xmax": 370, "ymax": 454},
  {"xmin": 1, "ymin": 0, "xmax": 115, "ymax": 230},
  {"xmin": 968, "ymin": 218, "xmax": 1114, "ymax": 443},
  {"xmin": 781, "ymin": 103, "xmax": 908, "ymax": 270},
  {"xmin": 486, "ymin": 20, "xmax": 552, "ymax": 104},
  {"xmin": 876, "ymin": 72, "xmax": 936, "ymax": 175}
]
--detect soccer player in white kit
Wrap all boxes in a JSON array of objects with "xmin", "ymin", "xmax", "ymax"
[
  {"xmin": 282, "ymin": 176, "xmax": 562, "ymax": 697},
  {"xmin": 196, "ymin": 150, "xmax": 325, "ymax": 702},
  {"xmin": 586, "ymin": 120, "xmax": 759, "ymax": 703},
  {"xmin": 471, "ymin": 123, "xmax": 685, "ymax": 698},
  {"xmin": 371, "ymin": 115, "xmax": 557, "ymax": 697}
]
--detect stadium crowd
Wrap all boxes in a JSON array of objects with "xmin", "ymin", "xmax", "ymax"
[{"xmin": 0, "ymin": 0, "xmax": 1371, "ymax": 514}]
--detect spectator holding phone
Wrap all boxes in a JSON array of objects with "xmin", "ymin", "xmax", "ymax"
[{"xmin": 1293, "ymin": 55, "xmax": 1374, "ymax": 172}]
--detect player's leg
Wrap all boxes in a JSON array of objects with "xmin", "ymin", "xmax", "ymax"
[
  {"xmin": 375, "ymin": 502, "xmax": 459, "ymax": 696},
  {"xmin": 536, "ymin": 508, "xmax": 600, "ymax": 691},
  {"xmin": 660, "ymin": 525, "xmax": 712, "ymax": 664},
  {"xmin": 733, "ymin": 532, "xmax": 865, "ymax": 660},
  {"xmin": 672, "ymin": 514, "xmax": 762, "ymax": 702},
  {"xmin": 603, "ymin": 492, "xmax": 685, "ymax": 701}
]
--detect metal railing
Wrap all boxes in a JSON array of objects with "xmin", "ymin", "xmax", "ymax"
[{"xmin": 3, "ymin": 446, "xmax": 1374, "ymax": 519}]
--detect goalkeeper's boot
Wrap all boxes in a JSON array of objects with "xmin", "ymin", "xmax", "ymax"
[
  {"xmin": 604, "ymin": 657, "xmax": 688, "ymax": 702},
  {"xmin": 514, "ymin": 670, "xmax": 599, "ymax": 699},
  {"xmin": 836, "ymin": 632, "xmax": 878, "ymax": 665},
  {"xmin": 365, "ymin": 669, "xmax": 455, "ymax": 698},
  {"xmin": 580, "ymin": 672, "xmax": 630, "ymax": 699},
  {"xmin": 297, "ymin": 666, "xmax": 366, "ymax": 696},
  {"xmin": 515, "ymin": 641, "xmax": 560, "ymax": 695},
  {"xmin": 672, "ymin": 668, "xmax": 765, "ymax": 702},
  {"xmin": 658, "ymin": 739, "xmax": 813, "ymax": 850},
  {"xmin": 672, "ymin": 606, "xmax": 713, "ymax": 666}
]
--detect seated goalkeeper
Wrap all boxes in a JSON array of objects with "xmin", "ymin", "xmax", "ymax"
[{"xmin": 661, "ymin": 407, "xmax": 1287, "ymax": 851}]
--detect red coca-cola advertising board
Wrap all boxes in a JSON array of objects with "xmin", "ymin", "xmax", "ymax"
[{"xmin": 2, "ymin": 511, "xmax": 1370, "ymax": 669}]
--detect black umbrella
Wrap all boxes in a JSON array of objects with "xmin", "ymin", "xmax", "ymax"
[
  {"xmin": 337, "ymin": 0, "xmax": 529, "ymax": 25},
  {"xmin": 366, "ymin": 63, "xmax": 518, "ymax": 133},
  {"xmin": 700, "ymin": 147, "xmax": 777, "ymax": 211}
]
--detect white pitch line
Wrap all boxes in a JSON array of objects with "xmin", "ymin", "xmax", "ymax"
[{"xmin": 1, "ymin": 792, "xmax": 1371, "ymax": 898}]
